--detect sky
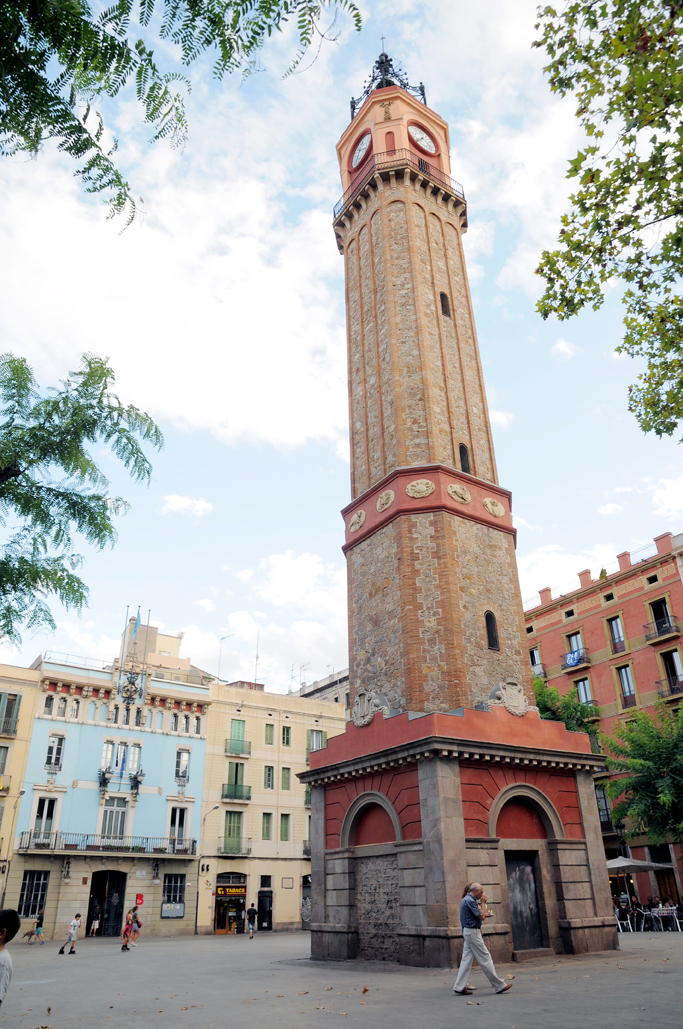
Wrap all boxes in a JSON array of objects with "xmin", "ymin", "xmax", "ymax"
[{"xmin": 2, "ymin": 0, "xmax": 682, "ymax": 690}]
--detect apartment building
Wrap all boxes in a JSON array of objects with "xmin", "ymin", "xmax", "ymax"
[
  {"xmin": 6, "ymin": 621, "xmax": 210, "ymax": 939},
  {"xmin": 198, "ymin": 682, "xmax": 345, "ymax": 933},
  {"xmin": 525, "ymin": 530, "xmax": 683, "ymax": 902}
]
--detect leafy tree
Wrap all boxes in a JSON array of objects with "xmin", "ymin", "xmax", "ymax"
[
  {"xmin": 0, "ymin": 352, "xmax": 162, "ymax": 643},
  {"xmin": 533, "ymin": 675, "xmax": 600, "ymax": 736},
  {"xmin": 534, "ymin": 1, "xmax": 683, "ymax": 438},
  {"xmin": 602, "ymin": 701, "xmax": 683, "ymax": 843},
  {"xmin": 2, "ymin": 0, "xmax": 362, "ymax": 225}
]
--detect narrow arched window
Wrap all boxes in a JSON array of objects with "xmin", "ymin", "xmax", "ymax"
[
  {"xmin": 485, "ymin": 611, "xmax": 499, "ymax": 651},
  {"xmin": 440, "ymin": 292, "xmax": 451, "ymax": 317},
  {"xmin": 459, "ymin": 443, "xmax": 471, "ymax": 475}
]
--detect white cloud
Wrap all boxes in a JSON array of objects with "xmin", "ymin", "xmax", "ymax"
[
  {"xmin": 550, "ymin": 338, "xmax": 583, "ymax": 361},
  {"xmin": 652, "ymin": 477, "xmax": 683, "ymax": 520},
  {"xmin": 517, "ymin": 542, "xmax": 619, "ymax": 608},
  {"xmin": 193, "ymin": 599, "xmax": 215, "ymax": 613},
  {"xmin": 513, "ymin": 517, "xmax": 543, "ymax": 533},
  {"xmin": 235, "ymin": 569, "xmax": 254, "ymax": 582},
  {"xmin": 489, "ymin": 410, "xmax": 514, "ymax": 430},
  {"xmin": 51, "ymin": 621, "xmax": 122, "ymax": 662},
  {"xmin": 598, "ymin": 503, "xmax": 624, "ymax": 516},
  {"xmin": 161, "ymin": 495, "xmax": 213, "ymax": 518}
]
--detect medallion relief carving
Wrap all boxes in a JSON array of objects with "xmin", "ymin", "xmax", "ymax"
[
  {"xmin": 376, "ymin": 490, "xmax": 395, "ymax": 512},
  {"xmin": 406, "ymin": 478, "xmax": 435, "ymax": 499},
  {"xmin": 349, "ymin": 509, "xmax": 366, "ymax": 532},
  {"xmin": 447, "ymin": 483, "xmax": 471, "ymax": 504},
  {"xmin": 352, "ymin": 689, "xmax": 384, "ymax": 727},
  {"xmin": 490, "ymin": 679, "xmax": 529, "ymax": 717},
  {"xmin": 483, "ymin": 497, "xmax": 505, "ymax": 517}
]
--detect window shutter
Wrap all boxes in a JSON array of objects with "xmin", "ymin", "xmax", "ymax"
[
  {"xmin": 307, "ymin": 729, "xmax": 311, "ymax": 752},
  {"xmin": 322, "ymin": 731, "xmax": 327, "ymax": 747}
]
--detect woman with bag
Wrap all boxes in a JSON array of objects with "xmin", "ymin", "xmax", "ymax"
[{"xmin": 130, "ymin": 906, "xmax": 143, "ymax": 947}]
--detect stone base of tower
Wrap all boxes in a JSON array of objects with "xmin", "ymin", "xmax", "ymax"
[{"xmin": 300, "ymin": 706, "xmax": 618, "ymax": 968}]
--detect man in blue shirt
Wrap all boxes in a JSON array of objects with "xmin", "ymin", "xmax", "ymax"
[{"xmin": 453, "ymin": 884, "xmax": 513, "ymax": 996}]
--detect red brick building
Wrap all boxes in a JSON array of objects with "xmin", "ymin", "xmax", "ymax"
[{"xmin": 525, "ymin": 530, "xmax": 683, "ymax": 904}]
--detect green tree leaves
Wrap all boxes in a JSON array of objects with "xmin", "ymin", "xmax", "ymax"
[
  {"xmin": 1, "ymin": 0, "xmax": 361, "ymax": 224},
  {"xmin": 534, "ymin": 1, "xmax": 683, "ymax": 438},
  {"xmin": 0, "ymin": 352, "xmax": 162, "ymax": 643},
  {"xmin": 602, "ymin": 702, "xmax": 683, "ymax": 843},
  {"xmin": 534, "ymin": 675, "xmax": 600, "ymax": 735}
]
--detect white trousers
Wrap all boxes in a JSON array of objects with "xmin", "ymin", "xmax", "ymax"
[{"xmin": 453, "ymin": 927, "xmax": 506, "ymax": 992}]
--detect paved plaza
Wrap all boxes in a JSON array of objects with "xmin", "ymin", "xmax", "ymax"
[{"xmin": 4, "ymin": 931, "xmax": 681, "ymax": 1029}]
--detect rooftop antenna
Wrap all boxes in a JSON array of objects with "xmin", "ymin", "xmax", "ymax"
[
  {"xmin": 327, "ymin": 664, "xmax": 335, "ymax": 680},
  {"xmin": 254, "ymin": 630, "xmax": 260, "ymax": 684},
  {"xmin": 290, "ymin": 663, "xmax": 297, "ymax": 694},
  {"xmin": 381, "ymin": 34, "xmax": 386, "ymax": 50},
  {"xmin": 218, "ymin": 633, "xmax": 235, "ymax": 682},
  {"xmin": 300, "ymin": 662, "xmax": 311, "ymax": 687}
]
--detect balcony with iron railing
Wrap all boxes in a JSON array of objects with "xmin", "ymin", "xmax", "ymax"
[
  {"xmin": 44, "ymin": 763, "xmax": 62, "ymax": 775},
  {"xmin": 600, "ymin": 818, "xmax": 615, "ymax": 834},
  {"xmin": 644, "ymin": 617, "xmax": 681, "ymax": 642},
  {"xmin": 221, "ymin": 783, "xmax": 252, "ymax": 802},
  {"xmin": 175, "ymin": 773, "xmax": 190, "ymax": 787},
  {"xmin": 216, "ymin": 836, "xmax": 251, "ymax": 856},
  {"xmin": 610, "ymin": 638, "xmax": 626, "ymax": 655},
  {"xmin": 656, "ymin": 673, "xmax": 683, "ymax": 699},
  {"xmin": 0, "ymin": 775, "xmax": 10, "ymax": 793},
  {"xmin": 621, "ymin": 692, "xmax": 637, "ymax": 709},
  {"xmin": 530, "ymin": 663, "xmax": 545, "ymax": 679},
  {"xmin": 561, "ymin": 647, "xmax": 591, "ymax": 672},
  {"xmin": 224, "ymin": 738, "xmax": 251, "ymax": 756},
  {"xmin": 333, "ymin": 148, "xmax": 465, "ymax": 220},
  {"xmin": 19, "ymin": 831, "xmax": 196, "ymax": 855},
  {"xmin": 0, "ymin": 718, "xmax": 18, "ymax": 738},
  {"xmin": 304, "ymin": 786, "xmax": 311, "ymax": 807}
]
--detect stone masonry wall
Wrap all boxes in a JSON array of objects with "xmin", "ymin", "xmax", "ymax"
[
  {"xmin": 355, "ymin": 854, "xmax": 400, "ymax": 961},
  {"xmin": 347, "ymin": 508, "xmax": 534, "ymax": 712}
]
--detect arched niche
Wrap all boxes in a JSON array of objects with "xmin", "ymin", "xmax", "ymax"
[
  {"xmin": 487, "ymin": 783, "xmax": 565, "ymax": 840},
  {"xmin": 340, "ymin": 791, "xmax": 403, "ymax": 849}
]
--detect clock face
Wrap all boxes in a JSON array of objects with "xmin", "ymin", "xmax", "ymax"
[
  {"xmin": 408, "ymin": 124, "xmax": 437, "ymax": 154},
  {"xmin": 351, "ymin": 133, "xmax": 372, "ymax": 168}
]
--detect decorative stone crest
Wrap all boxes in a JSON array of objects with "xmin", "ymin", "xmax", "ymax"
[
  {"xmin": 46, "ymin": 778, "xmax": 56, "ymax": 791},
  {"xmin": 164, "ymin": 697, "xmax": 174, "ymax": 711},
  {"xmin": 406, "ymin": 478, "xmax": 435, "ymax": 499},
  {"xmin": 448, "ymin": 483, "xmax": 471, "ymax": 504},
  {"xmin": 380, "ymin": 101, "xmax": 394, "ymax": 120},
  {"xmin": 351, "ymin": 689, "xmax": 384, "ymax": 727},
  {"xmin": 349, "ymin": 509, "xmax": 366, "ymax": 532},
  {"xmin": 483, "ymin": 497, "xmax": 505, "ymax": 517},
  {"xmin": 490, "ymin": 680, "xmax": 529, "ymax": 717},
  {"xmin": 376, "ymin": 490, "xmax": 395, "ymax": 512}
]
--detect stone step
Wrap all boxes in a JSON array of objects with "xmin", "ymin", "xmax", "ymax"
[{"xmin": 512, "ymin": 947, "xmax": 555, "ymax": 962}]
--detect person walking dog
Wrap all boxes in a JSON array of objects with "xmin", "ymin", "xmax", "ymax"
[{"xmin": 453, "ymin": 884, "xmax": 513, "ymax": 996}]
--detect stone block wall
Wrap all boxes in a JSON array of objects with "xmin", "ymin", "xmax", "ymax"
[{"xmin": 346, "ymin": 510, "xmax": 534, "ymax": 713}]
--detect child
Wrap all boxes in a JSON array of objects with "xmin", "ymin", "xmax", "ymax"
[
  {"xmin": 29, "ymin": 909, "xmax": 45, "ymax": 945},
  {"xmin": 0, "ymin": 909, "xmax": 22, "ymax": 1008},
  {"xmin": 121, "ymin": 910, "xmax": 133, "ymax": 952},
  {"xmin": 58, "ymin": 913, "xmax": 81, "ymax": 955}
]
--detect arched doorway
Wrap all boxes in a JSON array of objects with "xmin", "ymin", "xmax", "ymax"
[{"xmin": 495, "ymin": 796, "xmax": 552, "ymax": 952}]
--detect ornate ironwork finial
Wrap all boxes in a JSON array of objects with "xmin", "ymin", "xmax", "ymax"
[{"xmin": 350, "ymin": 52, "xmax": 427, "ymax": 120}]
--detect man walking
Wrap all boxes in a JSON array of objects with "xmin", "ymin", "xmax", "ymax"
[
  {"xmin": 246, "ymin": 903, "xmax": 257, "ymax": 939},
  {"xmin": 453, "ymin": 884, "xmax": 512, "ymax": 996}
]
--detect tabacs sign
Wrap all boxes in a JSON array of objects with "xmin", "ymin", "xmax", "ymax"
[{"xmin": 216, "ymin": 885, "xmax": 246, "ymax": 896}]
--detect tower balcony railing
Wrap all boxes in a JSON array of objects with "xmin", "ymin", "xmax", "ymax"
[
  {"xmin": 644, "ymin": 617, "xmax": 681, "ymax": 642},
  {"xmin": 561, "ymin": 647, "xmax": 591, "ymax": 671},
  {"xmin": 221, "ymin": 783, "xmax": 251, "ymax": 802},
  {"xmin": 225, "ymin": 738, "xmax": 251, "ymax": 756},
  {"xmin": 333, "ymin": 148, "xmax": 464, "ymax": 220},
  {"xmin": 656, "ymin": 673, "xmax": 683, "ymax": 699},
  {"xmin": 18, "ymin": 831, "xmax": 196, "ymax": 855}
]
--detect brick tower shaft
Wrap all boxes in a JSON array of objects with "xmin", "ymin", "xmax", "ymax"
[{"xmin": 335, "ymin": 64, "xmax": 533, "ymax": 714}]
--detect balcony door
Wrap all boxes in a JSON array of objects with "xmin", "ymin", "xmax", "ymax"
[
  {"xmin": 224, "ymin": 811, "xmax": 242, "ymax": 854},
  {"xmin": 34, "ymin": 797, "xmax": 56, "ymax": 843},
  {"xmin": 170, "ymin": 806, "xmax": 187, "ymax": 850},
  {"xmin": 102, "ymin": 797, "xmax": 127, "ymax": 841},
  {"xmin": 651, "ymin": 598, "xmax": 671, "ymax": 631}
]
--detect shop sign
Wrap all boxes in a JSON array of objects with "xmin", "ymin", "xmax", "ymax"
[
  {"xmin": 161, "ymin": 902, "xmax": 185, "ymax": 919},
  {"xmin": 216, "ymin": 885, "xmax": 246, "ymax": 896},
  {"xmin": 136, "ymin": 894, "xmax": 144, "ymax": 906}
]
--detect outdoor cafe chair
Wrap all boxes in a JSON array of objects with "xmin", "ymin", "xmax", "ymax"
[{"xmin": 616, "ymin": 908, "xmax": 633, "ymax": 932}]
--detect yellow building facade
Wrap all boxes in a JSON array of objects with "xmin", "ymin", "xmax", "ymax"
[
  {"xmin": 0, "ymin": 663, "xmax": 41, "ymax": 906},
  {"xmin": 198, "ymin": 682, "xmax": 345, "ymax": 933}
]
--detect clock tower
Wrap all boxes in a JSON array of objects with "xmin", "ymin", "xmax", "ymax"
[{"xmin": 334, "ymin": 53, "xmax": 533, "ymax": 715}]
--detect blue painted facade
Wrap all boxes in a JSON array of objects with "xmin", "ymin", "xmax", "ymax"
[{"xmin": 8, "ymin": 655, "xmax": 211, "ymax": 938}]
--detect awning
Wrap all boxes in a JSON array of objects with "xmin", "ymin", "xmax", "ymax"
[{"xmin": 606, "ymin": 855, "xmax": 673, "ymax": 873}]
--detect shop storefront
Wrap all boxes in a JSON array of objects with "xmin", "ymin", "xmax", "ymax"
[{"xmin": 214, "ymin": 873, "xmax": 246, "ymax": 934}]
